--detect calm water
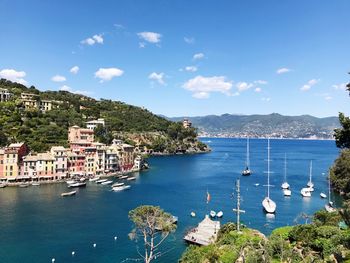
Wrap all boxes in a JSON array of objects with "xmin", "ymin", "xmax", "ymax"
[{"xmin": 0, "ymin": 138, "xmax": 340, "ymax": 263}]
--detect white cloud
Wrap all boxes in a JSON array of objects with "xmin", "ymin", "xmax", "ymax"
[
  {"xmin": 276, "ymin": 68, "xmax": 291, "ymax": 74},
  {"xmin": 325, "ymin": 96, "xmax": 332, "ymax": 100},
  {"xmin": 261, "ymin": 97, "xmax": 271, "ymax": 102},
  {"xmin": 183, "ymin": 75, "xmax": 233, "ymax": 99},
  {"xmin": 59, "ymin": 85, "xmax": 92, "ymax": 96},
  {"xmin": 137, "ymin": 32, "xmax": 162, "ymax": 43},
  {"xmin": 332, "ymin": 83, "xmax": 347, "ymax": 90},
  {"xmin": 236, "ymin": 82, "xmax": 254, "ymax": 92},
  {"xmin": 185, "ymin": 66, "xmax": 198, "ymax": 72},
  {"xmin": 139, "ymin": 42, "xmax": 146, "ymax": 48},
  {"xmin": 184, "ymin": 37, "xmax": 195, "ymax": 44},
  {"xmin": 148, "ymin": 72, "xmax": 165, "ymax": 85},
  {"xmin": 255, "ymin": 87, "xmax": 262, "ymax": 93},
  {"xmin": 301, "ymin": 78, "xmax": 320, "ymax": 91},
  {"xmin": 254, "ymin": 80, "xmax": 268, "ymax": 85},
  {"xmin": 95, "ymin": 67, "xmax": 124, "ymax": 82},
  {"xmin": 193, "ymin": 53, "xmax": 204, "ymax": 60},
  {"xmin": 51, "ymin": 75, "xmax": 66, "ymax": 82},
  {"xmin": 81, "ymin": 34, "xmax": 104, "ymax": 46},
  {"xmin": 0, "ymin": 69, "xmax": 27, "ymax": 85},
  {"xmin": 70, "ymin": 66, "xmax": 79, "ymax": 74}
]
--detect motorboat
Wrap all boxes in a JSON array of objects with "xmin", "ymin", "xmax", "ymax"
[
  {"xmin": 32, "ymin": 182, "xmax": 40, "ymax": 186},
  {"xmin": 119, "ymin": 175, "xmax": 128, "ymax": 179},
  {"xmin": 300, "ymin": 187, "xmax": 311, "ymax": 197},
  {"xmin": 262, "ymin": 139, "xmax": 276, "ymax": 213},
  {"xmin": 96, "ymin": 179, "xmax": 108, "ymax": 184},
  {"xmin": 80, "ymin": 177, "xmax": 86, "ymax": 182},
  {"xmin": 283, "ymin": 188, "xmax": 291, "ymax": 196},
  {"xmin": 320, "ymin": 193, "xmax": 327, "ymax": 199},
  {"xmin": 89, "ymin": 177, "xmax": 100, "ymax": 182},
  {"xmin": 66, "ymin": 180, "xmax": 75, "ymax": 185},
  {"xmin": 101, "ymin": 180, "xmax": 113, "ymax": 185},
  {"xmin": 127, "ymin": 176, "xmax": 136, "ymax": 181},
  {"xmin": 61, "ymin": 191, "xmax": 76, "ymax": 197},
  {"xmin": 68, "ymin": 182, "xmax": 86, "ymax": 188},
  {"xmin": 111, "ymin": 182, "xmax": 124, "ymax": 187},
  {"xmin": 254, "ymin": 183, "xmax": 260, "ymax": 187},
  {"xmin": 0, "ymin": 183, "xmax": 7, "ymax": 188},
  {"xmin": 216, "ymin": 211, "xmax": 223, "ymax": 218},
  {"xmin": 210, "ymin": 210, "xmax": 216, "ymax": 218},
  {"xmin": 19, "ymin": 183, "xmax": 29, "ymax": 188},
  {"xmin": 112, "ymin": 185, "xmax": 131, "ymax": 191},
  {"xmin": 190, "ymin": 211, "xmax": 196, "ymax": 217}
]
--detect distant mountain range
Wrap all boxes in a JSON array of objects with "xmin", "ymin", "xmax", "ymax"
[{"xmin": 167, "ymin": 113, "xmax": 340, "ymax": 139}]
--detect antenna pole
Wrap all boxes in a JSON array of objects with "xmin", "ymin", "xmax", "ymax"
[{"xmin": 233, "ymin": 179, "xmax": 245, "ymax": 232}]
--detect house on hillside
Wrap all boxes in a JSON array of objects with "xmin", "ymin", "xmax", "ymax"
[{"xmin": 0, "ymin": 88, "xmax": 13, "ymax": 102}]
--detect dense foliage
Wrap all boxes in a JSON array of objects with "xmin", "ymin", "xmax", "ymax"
[
  {"xmin": 0, "ymin": 79, "xmax": 205, "ymax": 153},
  {"xmin": 180, "ymin": 211, "xmax": 350, "ymax": 262}
]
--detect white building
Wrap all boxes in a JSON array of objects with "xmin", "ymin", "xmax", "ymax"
[
  {"xmin": 0, "ymin": 88, "xmax": 12, "ymax": 102},
  {"xmin": 86, "ymin": 118, "xmax": 105, "ymax": 130}
]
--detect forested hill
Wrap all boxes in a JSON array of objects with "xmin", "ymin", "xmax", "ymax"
[
  {"xmin": 169, "ymin": 113, "xmax": 340, "ymax": 139},
  {"xmin": 0, "ymin": 79, "xmax": 208, "ymax": 153}
]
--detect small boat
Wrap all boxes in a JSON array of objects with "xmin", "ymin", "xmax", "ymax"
[
  {"xmin": 127, "ymin": 176, "xmax": 136, "ymax": 181},
  {"xmin": 80, "ymin": 177, "xmax": 86, "ymax": 182},
  {"xmin": 31, "ymin": 182, "xmax": 40, "ymax": 186},
  {"xmin": 190, "ymin": 211, "xmax": 196, "ymax": 217},
  {"xmin": 216, "ymin": 211, "xmax": 223, "ymax": 218},
  {"xmin": 0, "ymin": 183, "xmax": 7, "ymax": 188},
  {"xmin": 61, "ymin": 191, "xmax": 76, "ymax": 197},
  {"xmin": 325, "ymin": 201, "xmax": 336, "ymax": 213},
  {"xmin": 262, "ymin": 139, "xmax": 276, "ymax": 213},
  {"xmin": 66, "ymin": 180, "xmax": 76, "ymax": 185},
  {"xmin": 112, "ymin": 185, "xmax": 131, "ymax": 191},
  {"xmin": 119, "ymin": 176, "xmax": 128, "ymax": 179},
  {"xmin": 283, "ymin": 188, "xmax": 291, "ymax": 196},
  {"xmin": 307, "ymin": 186, "xmax": 314, "ymax": 192},
  {"xmin": 306, "ymin": 161, "xmax": 314, "ymax": 188},
  {"xmin": 89, "ymin": 177, "xmax": 100, "ymax": 182},
  {"xmin": 101, "ymin": 180, "xmax": 113, "ymax": 185},
  {"xmin": 96, "ymin": 179, "xmax": 108, "ymax": 184},
  {"xmin": 281, "ymin": 154, "xmax": 290, "ymax": 190},
  {"xmin": 112, "ymin": 182, "xmax": 124, "ymax": 187},
  {"xmin": 242, "ymin": 138, "xmax": 252, "ymax": 176},
  {"xmin": 320, "ymin": 193, "xmax": 327, "ymax": 199},
  {"xmin": 210, "ymin": 210, "xmax": 216, "ymax": 218},
  {"xmin": 254, "ymin": 183, "xmax": 260, "ymax": 187},
  {"xmin": 68, "ymin": 182, "xmax": 86, "ymax": 188},
  {"xmin": 19, "ymin": 183, "xmax": 29, "ymax": 188},
  {"xmin": 300, "ymin": 187, "xmax": 311, "ymax": 197}
]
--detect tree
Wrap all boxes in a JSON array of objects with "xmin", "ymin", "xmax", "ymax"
[{"xmin": 128, "ymin": 205, "xmax": 177, "ymax": 263}]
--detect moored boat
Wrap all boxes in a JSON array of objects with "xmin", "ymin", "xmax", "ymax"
[
  {"xmin": 210, "ymin": 210, "xmax": 216, "ymax": 218},
  {"xmin": 241, "ymin": 138, "xmax": 251, "ymax": 176},
  {"xmin": 112, "ymin": 185, "xmax": 131, "ymax": 191},
  {"xmin": 101, "ymin": 180, "xmax": 113, "ymax": 185},
  {"xmin": 0, "ymin": 183, "xmax": 7, "ymax": 188},
  {"xmin": 320, "ymin": 193, "xmax": 327, "ymax": 199},
  {"xmin": 216, "ymin": 211, "xmax": 223, "ymax": 218},
  {"xmin": 66, "ymin": 180, "xmax": 75, "ymax": 185},
  {"xmin": 96, "ymin": 179, "xmax": 108, "ymax": 184},
  {"xmin": 300, "ymin": 187, "xmax": 311, "ymax": 197},
  {"xmin": 325, "ymin": 202, "xmax": 336, "ymax": 213},
  {"xmin": 32, "ymin": 182, "xmax": 40, "ymax": 186},
  {"xmin": 61, "ymin": 191, "xmax": 76, "ymax": 197},
  {"xmin": 127, "ymin": 176, "xmax": 136, "ymax": 181},
  {"xmin": 111, "ymin": 182, "xmax": 124, "ymax": 187},
  {"xmin": 306, "ymin": 161, "xmax": 314, "ymax": 188},
  {"xmin": 89, "ymin": 177, "xmax": 100, "ymax": 182},
  {"xmin": 68, "ymin": 182, "xmax": 86, "ymax": 188},
  {"xmin": 190, "ymin": 211, "xmax": 196, "ymax": 217},
  {"xmin": 19, "ymin": 183, "xmax": 29, "ymax": 188},
  {"xmin": 119, "ymin": 175, "xmax": 128, "ymax": 179},
  {"xmin": 283, "ymin": 188, "xmax": 291, "ymax": 196},
  {"xmin": 262, "ymin": 139, "xmax": 276, "ymax": 213}
]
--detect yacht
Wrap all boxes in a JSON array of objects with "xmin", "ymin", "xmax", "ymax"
[
  {"xmin": 325, "ymin": 175, "xmax": 336, "ymax": 212},
  {"xmin": 300, "ymin": 187, "xmax": 311, "ymax": 197},
  {"xmin": 306, "ymin": 161, "xmax": 314, "ymax": 188},
  {"xmin": 262, "ymin": 139, "xmax": 276, "ymax": 213},
  {"xmin": 281, "ymin": 154, "xmax": 290, "ymax": 189},
  {"xmin": 242, "ymin": 138, "xmax": 251, "ymax": 176}
]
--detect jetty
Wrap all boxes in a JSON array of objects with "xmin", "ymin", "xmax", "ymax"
[{"xmin": 184, "ymin": 215, "xmax": 220, "ymax": 246}]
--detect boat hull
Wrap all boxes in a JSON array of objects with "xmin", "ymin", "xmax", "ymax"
[
  {"xmin": 262, "ymin": 197, "xmax": 276, "ymax": 213},
  {"xmin": 283, "ymin": 189, "xmax": 291, "ymax": 196}
]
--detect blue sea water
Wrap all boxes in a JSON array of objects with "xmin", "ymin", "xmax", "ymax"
[{"xmin": 0, "ymin": 138, "xmax": 340, "ymax": 263}]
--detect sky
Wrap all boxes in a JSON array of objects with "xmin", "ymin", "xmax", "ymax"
[{"xmin": 0, "ymin": 0, "xmax": 349, "ymax": 118}]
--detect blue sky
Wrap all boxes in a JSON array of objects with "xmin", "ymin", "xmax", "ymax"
[{"xmin": 0, "ymin": 0, "xmax": 349, "ymax": 117}]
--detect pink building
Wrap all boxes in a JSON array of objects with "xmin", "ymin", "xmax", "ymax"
[
  {"xmin": 50, "ymin": 146, "xmax": 68, "ymax": 179},
  {"xmin": 67, "ymin": 150, "xmax": 85, "ymax": 176},
  {"xmin": 68, "ymin": 125, "xmax": 94, "ymax": 150}
]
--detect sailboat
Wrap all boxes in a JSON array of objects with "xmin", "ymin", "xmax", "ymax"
[
  {"xmin": 262, "ymin": 139, "xmax": 276, "ymax": 213},
  {"xmin": 281, "ymin": 154, "xmax": 290, "ymax": 188},
  {"xmin": 325, "ymin": 175, "xmax": 336, "ymax": 213},
  {"xmin": 306, "ymin": 161, "xmax": 314, "ymax": 191},
  {"xmin": 242, "ymin": 138, "xmax": 251, "ymax": 176}
]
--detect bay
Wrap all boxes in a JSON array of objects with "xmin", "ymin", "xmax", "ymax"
[{"xmin": 0, "ymin": 138, "xmax": 340, "ymax": 262}]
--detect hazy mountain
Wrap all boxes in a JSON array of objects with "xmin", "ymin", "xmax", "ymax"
[{"xmin": 167, "ymin": 113, "xmax": 340, "ymax": 139}]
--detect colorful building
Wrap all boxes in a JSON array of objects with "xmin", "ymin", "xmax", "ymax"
[
  {"xmin": 50, "ymin": 146, "xmax": 68, "ymax": 179},
  {"xmin": 3, "ymin": 143, "xmax": 29, "ymax": 181},
  {"xmin": 68, "ymin": 126, "xmax": 94, "ymax": 149}
]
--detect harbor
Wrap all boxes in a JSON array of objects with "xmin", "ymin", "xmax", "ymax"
[{"xmin": 0, "ymin": 138, "xmax": 341, "ymax": 262}]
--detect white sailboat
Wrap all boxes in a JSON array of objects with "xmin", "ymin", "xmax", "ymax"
[
  {"xmin": 306, "ymin": 161, "xmax": 314, "ymax": 189},
  {"xmin": 242, "ymin": 138, "xmax": 251, "ymax": 176},
  {"xmin": 262, "ymin": 139, "xmax": 276, "ymax": 213},
  {"xmin": 325, "ymin": 175, "xmax": 336, "ymax": 212},
  {"xmin": 281, "ymin": 154, "xmax": 290, "ymax": 189},
  {"xmin": 300, "ymin": 187, "xmax": 312, "ymax": 197}
]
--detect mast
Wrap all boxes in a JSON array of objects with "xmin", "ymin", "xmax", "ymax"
[
  {"xmin": 284, "ymin": 153, "xmax": 287, "ymax": 183},
  {"xmin": 246, "ymin": 138, "xmax": 250, "ymax": 168},
  {"xmin": 233, "ymin": 179, "xmax": 245, "ymax": 232},
  {"xmin": 328, "ymin": 174, "xmax": 331, "ymax": 203},
  {"xmin": 309, "ymin": 161, "xmax": 313, "ymax": 183},
  {"xmin": 267, "ymin": 138, "xmax": 270, "ymax": 198}
]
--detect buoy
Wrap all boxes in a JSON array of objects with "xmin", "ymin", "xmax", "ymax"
[
  {"xmin": 52, "ymin": 259, "xmax": 55, "ymax": 262},
  {"xmin": 93, "ymin": 243, "xmax": 96, "ymax": 248},
  {"xmin": 114, "ymin": 236, "xmax": 117, "ymax": 241},
  {"xmin": 72, "ymin": 251, "xmax": 75, "ymax": 256}
]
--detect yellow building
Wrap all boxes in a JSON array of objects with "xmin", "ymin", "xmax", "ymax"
[{"xmin": 3, "ymin": 143, "xmax": 29, "ymax": 181}]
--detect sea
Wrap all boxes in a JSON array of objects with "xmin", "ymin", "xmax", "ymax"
[{"xmin": 0, "ymin": 138, "xmax": 341, "ymax": 263}]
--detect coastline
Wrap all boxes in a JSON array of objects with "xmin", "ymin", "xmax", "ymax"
[{"xmin": 199, "ymin": 136, "xmax": 335, "ymax": 141}]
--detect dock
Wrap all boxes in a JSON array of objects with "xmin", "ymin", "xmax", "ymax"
[{"xmin": 183, "ymin": 215, "xmax": 220, "ymax": 246}]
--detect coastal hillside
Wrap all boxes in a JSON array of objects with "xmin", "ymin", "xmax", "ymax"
[
  {"xmin": 169, "ymin": 113, "xmax": 340, "ymax": 139},
  {"xmin": 0, "ymin": 79, "xmax": 208, "ymax": 153}
]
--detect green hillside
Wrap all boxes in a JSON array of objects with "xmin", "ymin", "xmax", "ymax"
[{"xmin": 0, "ymin": 79, "xmax": 208, "ymax": 153}]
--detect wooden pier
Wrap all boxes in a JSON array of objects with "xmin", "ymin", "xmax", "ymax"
[{"xmin": 183, "ymin": 215, "xmax": 220, "ymax": 246}]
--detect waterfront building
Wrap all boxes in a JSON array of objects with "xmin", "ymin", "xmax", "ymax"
[
  {"xmin": 83, "ymin": 146, "xmax": 97, "ymax": 176},
  {"xmin": 50, "ymin": 146, "xmax": 68, "ymax": 179},
  {"xmin": 3, "ymin": 143, "xmax": 29, "ymax": 181},
  {"xmin": 68, "ymin": 126, "xmax": 94, "ymax": 149},
  {"xmin": 110, "ymin": 139, "xmax": 135, "ymax": 171},
  {"xmin": 105, "ymin": 146, "xmax": 119, "ymax": 173},
  {"xmin": 133, "ymin": 155, "xmax": 143, "ymax": 171},
  {"xmin": 183, "ymin": 118, "xmax": 192, "ymax": 128},
  {"xmin": 0, "ymin": 149, "xmax": 5, "ymax": 181},
  {"xmin": 93, "ymin": 143, "xmax": 106, "ymax": 175},
  {"xmin": 86, "ymin": 118, "xmax": 105, "ymax": 130},
  {"xmin": 21, "ymin": 155, "xmax": 38, "ymax": 180},
  {"xmin": 67, "ymin": 150, "xmax": 85, "ymax": 176},
  {"xmin": 0, "ymin": 88, "xmax": 12, "ymax": 102}
]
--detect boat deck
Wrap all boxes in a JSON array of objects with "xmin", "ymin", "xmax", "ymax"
[{"xmin": 183, "ymin": 215, "xmax": 220, "ymax": 246}]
